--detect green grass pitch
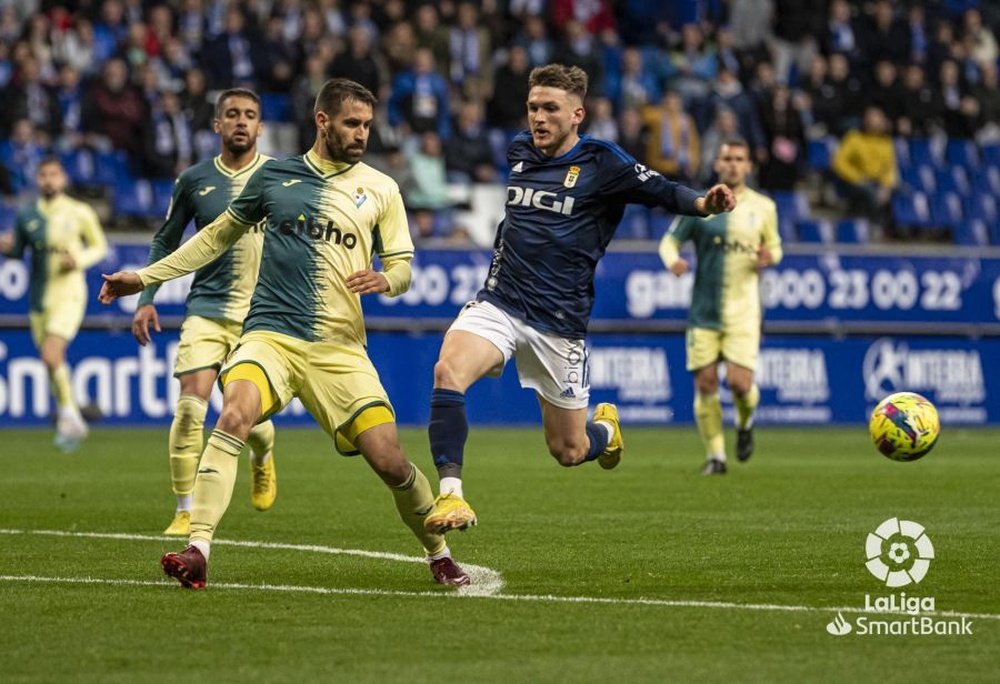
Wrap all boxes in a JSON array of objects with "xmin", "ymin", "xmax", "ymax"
[{"xmin": 1, "ymin": 426, "xmax": 997, "ymax": 683}]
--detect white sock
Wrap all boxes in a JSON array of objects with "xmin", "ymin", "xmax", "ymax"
[
  {"xmin": 189, "ymin": 539, "xmax": 210, "ymax": 560},
  {"xmin": 595, "ymin": 420, "xmax": 614, "ymax": 442},
  {"xmin": 250, "ymin": 450, "xmax": 271, "ymax": 466},
  {"xmin": 176, "ymin": 494, "xmax": 192, "ymax": 512},
  {"xmin": 58, "ymin": 405, "xmax": 83, "ymax": 423},
  {"xmin": 712, "ymin": 451, "xmax": 727, "ymax": 463},
  {"xmin": 439, "ymin": 476, "xmax": 463, "ymax": 498},
  {"xmin": 427, "ymin": 546, "xmax": 451, "ymax": 562}
]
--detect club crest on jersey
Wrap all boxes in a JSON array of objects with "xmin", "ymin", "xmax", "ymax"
[
  {"xmin": 352, "ymin": 186, "xmax": 368, "ymax": 208},
  {"xmin": 563, "ymin": 165, "xmax": 580, "ymax": 188}
]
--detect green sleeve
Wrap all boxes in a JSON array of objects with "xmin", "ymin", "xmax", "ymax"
[
  {"xmin": 668, "ymin": 216, "xmax": 696, "ymax": 244},
  {"xmin": 137, "ymin": 176, "xmax": 195, "ymax": 307}
]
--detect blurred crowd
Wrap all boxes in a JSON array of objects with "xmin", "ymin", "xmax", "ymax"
[{"xmin": 0, "ymin": 0, "xmax": 998, "ymax": 241}]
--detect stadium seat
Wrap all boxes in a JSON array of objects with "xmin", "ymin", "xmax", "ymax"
[
  {"xmin": 931, "ymin": 191, "xmax": 963, "ymax": 230},
  {"xmin": 972, "ymin": 166, "xmax": 1000, "ymax": 196},
  {"xmin": 259, "ymin": 93, "xmax": 293, "ymax": 123},
  {"xmin": 647, "ymin": 209, "xmax": 675, "ymax": 241},
  {"xmin": 893, "ymin": 137, "xmax": 911, "ymax": 170},
  {"xmin": 944, "ymin": 139, "xmax": 978, "ymax": 170},
  {"xmin": 59, "ymin": 148, "xmax": 97, "ymax": 186},
  {"xmin": 954, "ymin": 220, "xmax": 990, "ymax": 246},
  {"xmin": 93, "ymin": 150, "xmax": 132, "ymax": 188},
  {"xmin": 113, "ymin": 177, "xmax": 155, "ymax": 217},
  {"xmin": 152, "ymin": 179, "xmax": 175, "ymax": 217},
  {"xmin": 981, "ymin": 143, "xmax": 1000, "ymax": 169},
  {"xmin": 0, "ymin": 201, "xmax": 16, "ymax": 231},
  {"xmin": 795, "ymin": 218, "xmax": 828, "ymax": 243},
  {"xmin": 772, "ymin": 190, "xmax": 810, "ymax": 240},
  {"xmin": 616, "ymin": 204, "xmax": 650, "ymax": 240},
  {"xmin": 892, "ymin": 192, "xmax": 933, "ymax": 228},
  {"xmin": 908, "ymin": 138, "xmax": 939, "ymax": 168},
  {"xmin": 936, "ymin": 165, "xmax": 970, "ymax": 196},
  {"xmin": 966, "ymin": 194, "xmax": 998, "ymax": 226},
  {"xmin": 807, "ymin": 137, "xmax": 836, "ymax": 170},
  {"xmin": 835, "ymin": 218, "xmax": 869, "ymax": 243},
  {"xmin": 900, "ymin": 164, "xmax": 935, "ymax": 194}
]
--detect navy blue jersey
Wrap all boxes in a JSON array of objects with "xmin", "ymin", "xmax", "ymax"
[{"xmin": 478, "ymin": 132, "xmax": 702, "ymax": 337}]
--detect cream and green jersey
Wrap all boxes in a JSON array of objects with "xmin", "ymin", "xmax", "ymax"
[
  {"xmin": 137, "ymin": 149, "xmax": 414, "ymax": 347},
  {"xmin": 137, "ymin": 153, "xmax": 271, "ymax": 322},
  {"xmin": 659, "ymin": 186, "xmax": 782, "ymax": 331},
  {"xmin": 7, "ymin": 194, "xmax": 107, "ymax": 312}
]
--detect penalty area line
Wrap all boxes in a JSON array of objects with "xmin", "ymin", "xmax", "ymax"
[{"xmin": 1, "ymin": 574, "xmax": 998, "ymax": 621}]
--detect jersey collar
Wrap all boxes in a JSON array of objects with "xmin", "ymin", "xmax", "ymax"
[
  {"xmin": 304, "ymin": 149, "xmax": 356, "ymax": 178},
  {"xmin": 214, "ymin": 153, "xmax": 261, "ymax": 178}
]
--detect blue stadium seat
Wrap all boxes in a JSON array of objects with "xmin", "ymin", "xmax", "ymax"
[
  {"xmin": 113, "ymin": 177, "xmax": 155, "ymax": 217},
  {"xmin": 772, "ymin": 190, "xmax": 810, "ymax": 240},
  {"xmin": 936, "ymin": 165, "xmax": 970, "ymax": 196},
  {"xmin": 616, "ymin": 204, "xmax": 650, "ymax": 239},
  {"xmin": 954, "ymin": 220, "xmax": 990, "ymax": 246},
  {"xmin": 647, "ymin": 208, "xmax": 675, "ymax": 241},
  {"xmin": 892, "ymin": 192, "xmax": 933, "ymax": 228},
  {"xmin": 807, "ymin": 137, "xmax": 835, "ymax": 170},
  {"xmin": 93, "ymin": 150, "xmax": 132, "ymax": 188},
  {"xmin": 259, "ymin": 93, "xmax": 293, "ymax": 123},
  {"xmin": 972, "ymin": 166, "xmax": 1000, "ymax": 196},
  {"xmin": 945, "ymin": 139, "xmax": 978, "ymax": 170},
  {"xmin": 981, "ymin": 143, "xmax": 1000, "ymax": 169},
  {"xmin": 931, "ymin": 191, "xmax": 963, "ymax": 230},
  {"xmin": 795, "ymin": 218, "xmax": 827, "ymax": 243},
  {"xmin": 152, "ymin": 179, "xmax": 175, "ymax": 217},
  {"xmin": 59, "ymin": 148, "xmax": 97, "ymax": 185},
  {"xmin": 908, "ymin": 138, "xmax": 939, "ymax": 168},
  {"xmin": 835, "ymin": 218, "xmax": 868, "ymax": 243},
  {"xmin": 900, "ymin": 164, "xmax": 936, "ymax": 194},
  {"xmin": 893, "ymin": 137, "xmax": 911, "ymax": 169},
  {"xmin": 966, "ymin": 194, "xmax": 998, "ymax": 226},
  {"xmin": 0, "ymin": 201, "xmax": 16, "ymax": 231}
]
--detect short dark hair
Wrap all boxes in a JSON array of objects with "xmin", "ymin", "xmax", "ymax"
[
  {"xmin": 528, "ymin": 64, "xmax": 588, "ymax": 100},
  {"xmin": 37, "ymin": 156, "xmax": 63, "ymax": 172},
  {"xmin": 718, "ymin": 138, "xmax": 750, "ymax": 154},
  {"xmin": 314, "ymin": 78, "xmax": 377, "ymax": 116},
  {"xmin": 214, "ymin": 88, "xmax": 260, "ymax": 119}
]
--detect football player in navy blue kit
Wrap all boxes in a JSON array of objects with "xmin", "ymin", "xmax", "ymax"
[{"xmin": 423, "ymin": 64, "xmax": 736, "ymax": 535}]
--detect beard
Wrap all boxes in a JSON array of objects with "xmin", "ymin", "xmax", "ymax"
[{"xmin": 323, "ymin": 125, "xmax": 365, "ymax": 163}]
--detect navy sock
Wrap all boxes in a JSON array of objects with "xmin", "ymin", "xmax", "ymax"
[
  {"xmin": 584, "ymin": 421, "xmax": 609, "ymax": 461},
  {"xmin": 429, "ymin": 388, "xmax": 468, "ymax": 479}
]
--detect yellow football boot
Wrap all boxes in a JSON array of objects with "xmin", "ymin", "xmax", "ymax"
[
  {"xmin": 423, "ymin": 493, "xmax": 477, "ymax": 534},
  {"xmin": 162, "ymin": 510, "xmax": 191, "ymax": 536},
  {"xmin": 593, "ymin": 402, "xmax": 624, "ymax": 470},
  {"xmin": 251, "ymin": 455, "xmax": 277, "ymax": 511}
]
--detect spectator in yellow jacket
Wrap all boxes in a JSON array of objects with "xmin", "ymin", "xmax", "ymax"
[
  {"xmin": 642, "ymin": 92, "xmax": 700, "ymax": 182},
  {"xmin": 831, "ymin": 106, "xmax": 896, "ymax": 230}
]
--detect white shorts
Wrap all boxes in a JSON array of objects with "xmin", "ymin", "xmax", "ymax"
[{"xmin": 449, "ymin": 300, "xmax": 589, "ymax": 409}]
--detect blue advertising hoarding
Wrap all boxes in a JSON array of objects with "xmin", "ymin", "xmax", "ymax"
[
  {"xmin": 1, "ymin": 245, "xmax": 999, "ymax": 327},
  {"xmin": 0, "ymin": 330, "xmax": 995, "ymax": 428}
]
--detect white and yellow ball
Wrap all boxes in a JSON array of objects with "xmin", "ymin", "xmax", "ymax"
[{"xmin": 869, "ymin": 392, "xmax": 940, "ymax": 462}]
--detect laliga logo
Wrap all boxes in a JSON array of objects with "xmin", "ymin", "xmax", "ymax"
[{"xmin": 865, "ymin": 517, "xmax": 934, "ymax": 587}]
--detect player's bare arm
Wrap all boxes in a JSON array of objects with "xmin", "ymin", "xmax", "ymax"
[
  {"xmin": 670, "ymin": 259, "xmax": 689, "ymax": 276},
  {"xmin": 346, "ymin": 269, "xmax": 390, "ymax": 295},
  {"xmin": 0, "ymin": 232, "xmax": 13, "ymax": 254},
  {"xmin": 694, "ymin": 184, "xmax": 737, "ymax": 215}
]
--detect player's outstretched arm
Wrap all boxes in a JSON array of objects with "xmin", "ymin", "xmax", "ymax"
[
  {"xmin": 136, "ymin": 210, "xmax": 249, "ymax": 289},
  {"xmin": 99, "ymin": 271, "xmax": 144, "ymax": 303}
]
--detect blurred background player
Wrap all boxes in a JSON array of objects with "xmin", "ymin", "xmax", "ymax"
[
  {"xmin": 0, "ymin": 158, "xmax": 107, "ymax": 452},
  {"xmin": 659, "ymin": 139, "xmax": 782, "ymax": 476},
  {"xmin": 99, "ymin": 78, "xmax": 468, "ymax": 588},
  {"xmin": 131, "ymin": 88, "xmax": 277, "ymax": 536},
  {"xmin": 423, "ymin": 65, "xmax": 736, "ymax": 534}
]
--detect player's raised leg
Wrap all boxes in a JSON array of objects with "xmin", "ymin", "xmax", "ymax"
[
  {"xmin": 538, "ymin": 399, "xmax": 623, "ymax": 469},
  {"xmin": 424, "ymin": 329, "xmax": 503, "ymax": 534},
  {"xmin": 163, "ymin": 369, "xmax": 215, "ymax": 536},
  {"xmin": 694, "ymin": 364, "xmax": 727, "ymax": 475},
  {"xmin": 161, "ymin": 373, "xmax": 263, "ymax": 589},
  {"xmin": 727, "ymin": 362, "xmax": 758, "ymax": 463}
]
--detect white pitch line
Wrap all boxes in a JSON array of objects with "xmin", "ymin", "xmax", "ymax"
[
  {"xmin": 3, "ymin": 529, "xmax": 998, "ymax": 621},
  {"xmin": 2, "ymin": 574, "xmax": 999, "ymax": 622},
  {"xmin": 0, "ymin": 528, "xmax": 505, "ymax": 597}
]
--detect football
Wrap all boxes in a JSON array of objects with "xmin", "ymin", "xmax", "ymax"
[{"xmin": 869, "ymin": 392, "xmax": 941, "ymax": 462}]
